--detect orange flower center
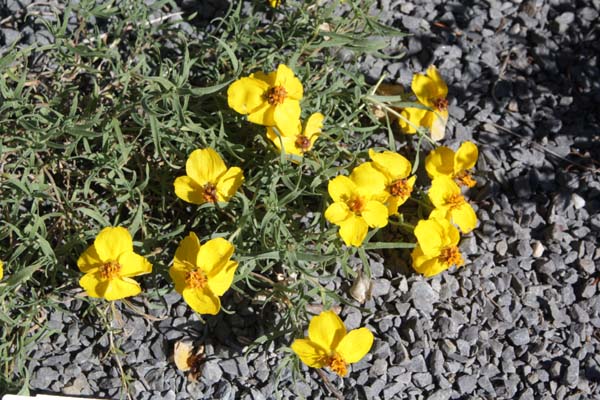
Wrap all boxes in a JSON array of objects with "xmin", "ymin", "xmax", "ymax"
[
  {"xmin": 328, "ymin": 353, "xmax": 347, "ymax": 377},
  {"xmin": 202, "ymin": 183, "xmax": 218, "ymax": 203},
  {"xmin": 99, "ymin": 261, "xmax": 121, "ymax": 280},
  {"xmin": 348, "ymin": 196, "xmax": 365, "ymax": 214},
  {"xmin": 265, "ymin": 85, "xmax": 287, "ymax": 105},
  {"xmin": 439, "ymin": 246, "xmax": 464, "ymax": 267},
  {"xmin": 389, "ymin": 178, "xmax": 412, "ymax": 198},
  {"xmin": 294, "ymin": 135, "xmax": 311, "ymax": 152},
  {"xmin": 446, "ymin": 193, "xmax": 465, "ymax": 210},
  {"xmin": 433, "ymin": 97, "xmax": 448, "ymax": 111},
  {"xmin": 185, "ymin": 270, "xmax": 208, "ymax": 289},
  {"xmin": 454, "ymin": 171, "xmax": 476, "ymax": 188}
]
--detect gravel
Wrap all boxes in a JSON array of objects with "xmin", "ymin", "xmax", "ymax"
[{"xmin": 5, "ymin": 0, "xmax": 600, "ymax": 399}]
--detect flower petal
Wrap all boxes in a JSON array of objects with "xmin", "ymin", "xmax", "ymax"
[
  {"xmin": 291, "ymin": 339, "xmax": 328, "ymax": 368},
  {"xmin": 308, "ymin": 310, "xmax": 346, "ymax": 352},
  {"xmin": 335, "ymin": 328, "xmax": 374, "ymax": 364},
  {"xmin": 207, "ymin": 260, "xmax": 238, "ymax": 296},
  {"xmin": 227, "ymin": 77, "xmax": 270, "ymax": 115},
  {"xmin": 425, "ymin": 146, "xmax": 455, "ymax": 179},
  {"xmin": 118, "ymin": 251, "xmax": 152, "ymax": 277},
  {"xmin": 182, "ymin": 287, "xmax": 221, "ymax": 315},
  {"xmin": 273, "ymin": 99, "xmax": 301, "ymax": 134},
  {"xmin": 186, "ymin": 148, "xmax": 227, "ymax": 187},
  {"xmin": 247, "ymin": 102, "xmax": 276, "ymax": 127},
  {"xmin": 77, "ymin": 244, "xmax": 103, "ymax": 272},
  {"xmin": 413, "ymin": 218, "xmax": 444, "ymax": 257},
  {"xmin": 361, "ymin": 200, "xmax": 389, "ymax": 228},
  {"xmin": 79, "ymin": 270, "xmax": 104, "ymax": 298},
  {"xmin": 412, "ymin": 73, "xmax": 437, "ymax": 107},
  {"xmin": 325, "ymin": 202, "xmax": 352, "ymax": 225},
  {"xmin": 338, "ymin": 215, "xmax": 369, "ymax": 247},
  {"xmin": 368, "ymin": 149, "xmax": 412, "ymax": 180},
  {"xmin": 411, "ymin": 245, "xmax": 448, "ymax": 277},
  {"xmin": 304, "ymin": 112, "xmax": 324, "ymax": 140},
  {"xmin": 174, "ymin": 232, "xmax": 201, "ymax": 269},
  {"xmin": 103, "ymin": 277, "xmax": 142, "ymax": 301},
  {"xmin": 273, "ymin": 64, "xmax": 303, "ymax": 100},
  {"xmin": 426, "ymin": 65, "xmax": 448, "ymax": 99},
  {"xmin": 350, "ymin": 162, "xmax": 387, "ymax": 198},
  {"xmin": 398, "ymin": 107, "xmax": 427, "ymax": 133},
  {"xmin": 169, "ymin": 262, "xmax": 189, "ymax": 294},
  {"xmin": 428, "ymin": 176, "xmax": 460, "ymax": 208},
  {"xmin": 94, "ymin": 227, "xmax": 133, "ymax": 262},
  {"xmin": 216, "ymin": 167, "xmax": 244, "ymax": 202},
  {"xmin": 174, "ymin": 175, "xmax": 206, "ymax": 205},
  {"xmin": 430, "ymin": 109, "xmax": 448, "ymax": 141},
  {"xmin": 451, "ymin": 203, "xmax": 478, "ymax": 234},
  {"xmin": 328, "ymin": 176, "xmax": 356, "ymax": 203},
  {"xmin": 197, "ymin": 237, "xmax": 235, "ymax": 275},
  {"xmin": 454, "ymin": 141, "xmax": 478, "ymax": 174}
]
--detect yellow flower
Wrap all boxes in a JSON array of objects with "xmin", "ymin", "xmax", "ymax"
[
  {"xmin": 227, "ymin": 64, "xmax": 303, "ymax": 134},
  {"xmin": 428, "ymin": 176, "xmax": 477, "ymax": 233},
  {"xmin": 266, "ymin": 112, "xmax": 324, "ymax": 157},
  {"xmin": 368, "ymin": 149, "xmax": 416, "ymax": 215},
  {"xmin": 0, "ymin": 260, "xmax": 3, "ymax": 280},
  {"xmin": 291, "ymin": 310, "xmax": 374, "ymax": 377},
  {"xmin": 425, "ymin": 141, "xmax": 478, "ymax": 187},
  {"xmin": 77, "ymin": 227, "xmax": 152, "ymax": 301},
  {"xmin": 174, "ymin": 148, "xmax": 244, "ymax": 205},
  {"xmin": 169, "ymin": 233, "xmax": 238, "ymax": 315},
  {"xmin": 411, "ymin": 217, "xmax": 464, "ymax": 277},
  {"xmin": 399, "ymin": 65, "xmax": 448, "ymax": 141},
  {"xmin": 269, "ymin": 0, "xmax": 281, "ymax": 6},
  {"xmin": 324, "ymin": 164, "xmax": 389, "ymax": 247}
]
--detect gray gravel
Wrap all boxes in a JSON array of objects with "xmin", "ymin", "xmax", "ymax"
[{"xmin": 4, "ymin": 0, "xmax": 600, "ymax": 399}]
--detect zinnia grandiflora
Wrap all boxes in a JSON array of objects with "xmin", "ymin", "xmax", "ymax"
[
  {"xmin": 368, "ymin": 149, "xmax": 416, "ymax": 215},
  {"xmin": 291, "ymin": 310, "xmax": 374, "ymax": 377},
  {"xmin": 411, "ymin": 217, "xmax": 464, "ymax": 277},
  {"xmin": 77, "ymin": 227, "xmax": 153, "ymax": 300},
  {"xmin": 227, "ymin": 64, "xmax": 303, "ymax": 134},
  {"xmin": 425, "ymin": 141, "xmax": 479, "ymax": 188},
  {"xmin": 266, "ymin": 112, "xmax": 324, "ymax": 157},
  {"xmin": 169, "ymin": 233, "xmax": 238, "ymax": 315},
  {"xmin": 174, "ymin": 148, "xmax": 244, "ymax": 205},
  {"xmin": 428, "ymin": 176, "xmax": 477, "ymax": 233},
  {"xmin": 325, "ymin": 164, "xmax": 389, "ymax": 247},
  {"xmin": 399, "ymin": 65, "xmax": 449, "ymax": 141}
]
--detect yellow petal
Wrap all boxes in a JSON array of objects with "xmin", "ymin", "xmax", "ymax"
[
  {"xmin": 77, "ymin": 244, "xmax": 103, "ymax": 273},
  {"xmin": 335, "ymin": 327, "xmax": 374, "ymax": 364},
  {"xmin": 94, "ymin": 227, "xmax": 133, "ymax": 262},
  {"xmin": 451, "ymin": 203, "xmax": 478, "ymax": 234},
  {"xmin": 425, "ymin": 146, "xmax": 455, "ymax": 179},
  {"xmin": 273, "ymin": 99, "xmax": 301, "ymax": 134},
  {"xmin": 308, "ymin": 310, "xmax": 346, "ymax": 352},
  {"xmin": 386, "ymin": 175, "xmax": 416, "ymax": 216},
  {"xmin": 454, "ymin": 141, "xmax": 478, "ymax": 174},
  {"xmin": 247, "ymin": 102, "xmax": 276, "ymax": 127},
  {"xmin": 207, "ymin": 260, "xmax": 238, "ymax": 296},
  {"xmin": 368, "ymin": 149, "xmax": 411, "ymax": 180},
  {"xmin": 185, "ymin": 148, "xmax": 227, "ymax": 187},
  {"xmin": 304, "ymin": 112, "xmax": 324, "ymax": 140},
  {"xmin": 428, "ymin": 176, "xmax": 460, "ymax": 208},
  {"xmin": 338, "ymin": 215, "xmax": 369, "ymax": 247},
  {"xmin": 169, "ymin": 262, "xmax": 189, "ymax": 294},
  {"xmin": 430, "ymin": 109, "xmax": 448, "ymax": 141},
  {"xmin": 79, "ymin": 270, "xmax": 104, "ymax": 298},
  {"xmin": 398, "ymin": 107, "xmax": 427, "ymax": 133},
  {"xmin": 413, "ymin": 218, "xmax": 444, "ymax": 257},
  {"xmin": 426, "ymin": 65, "xmax": 448, "ymax": 99},
  {"xmin": 266, "ymin": 128, "xmax": 302, "ymax": 156},
  {"xmin": 216, "ymin": 167, "xmax": 244, "ymax": 202},
  {"xmin": 325, "ymin": 202, "xmax": 352, "ymax": 225},
  {"xmin": 0, "ymin": 260, "xmax": 3, "ymax": 280},
  {"xmin": 174, "ymin": 176, "xmax": 206, "ymax": 205},
  {"xmin": 182, "ymin": 287, "xmax": 221, "ymax": 315},
  {"xmin": 227, "ymin": 77, "xmax": 270, "ymax": 115},
  {"xmin": 291, "ymin": 339, "xmax": 328, "ymax": 368},
  {"xmin": 361, "ymin": 200, "xmax": 388, "ymax": 228},
  {"xmin": 197, "ymin": 237, "xmax": 235, "ymax": 275},
  {"xmin": 117, "ymin": 251, "xmax": 152, "ymax": 277},
  {"xmin": 273, "ymin": 64, "xmax": 303, "ymax": 100},
  {"xmin": 411, "ymin": 246, "xmax": 448, "ymax": 277},
  {"xmin": 328, "ymin": 176, "xmax": 356, "ymax": 203},
  {"xmin": 350, "ymin": 162, "xmax": 387, "ymax": 198},
  {"xmin": 412, "ymin": 73, "xmax": 438, "ymax": 107},
  {"xmin": 103, "ymin": 277, "xmax": 142, "ymax": 301},
  {"xmin": 442, "ymin": 218, "xmax": 461, "ymax": 247},
  {"xmin": 174, "ymin": 232, "xmax": 201, "ymax": 269}
]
